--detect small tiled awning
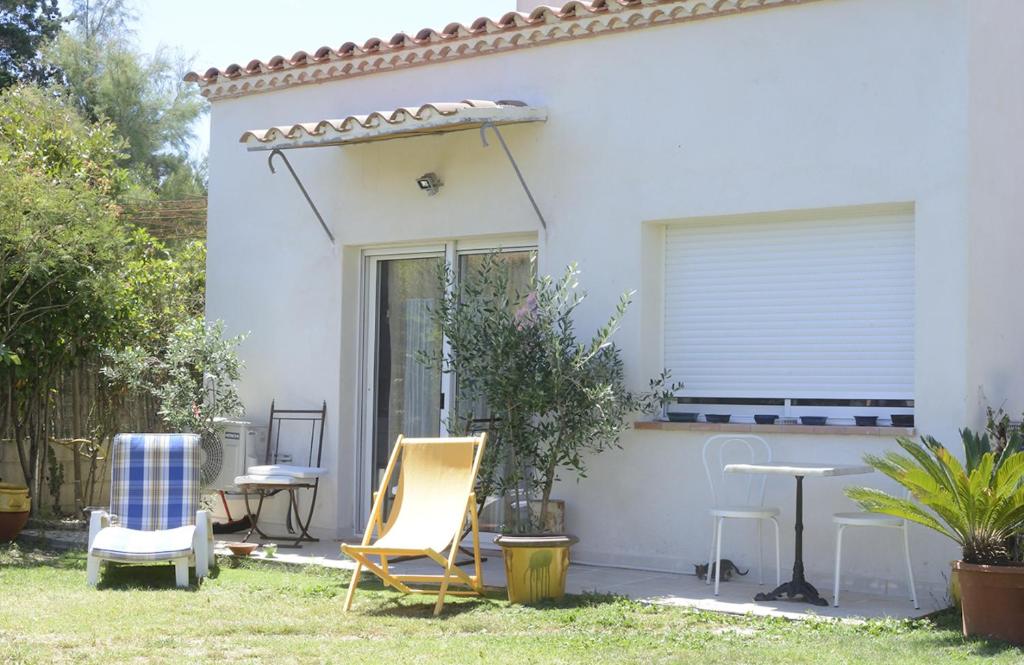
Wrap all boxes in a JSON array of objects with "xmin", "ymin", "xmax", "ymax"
[{"xmin": 239, "ymin": 99, "xmax": 546, "ymax": 151}]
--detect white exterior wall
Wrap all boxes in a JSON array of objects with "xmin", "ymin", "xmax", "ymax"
[
  {"xmin": 966, "ymin": 0, "xmax": 1024, "ymax": 420},
  {"xmin": 204, "ymin": 0, "xmax": 1009, "ymax": 599}
]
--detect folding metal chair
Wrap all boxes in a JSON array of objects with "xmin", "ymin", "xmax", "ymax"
[{"xmin": 235, "ymin": 401, "xmax": 327, "ymax": 548}]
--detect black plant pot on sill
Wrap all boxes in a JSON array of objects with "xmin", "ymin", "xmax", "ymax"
[
  {"xmin": 705, "ymin": 414, "xmax": 731, "ymax": 424},
  {"xmin": 754, "ymin": 415, "xmax": 779, "ymax": 425},
  {"xmin": 890, "ymin": 414, "xmax": 915, "ymax": 428},
  {"xmin": 667, "ymin": 412, "xmax": 699, "ymax": 423},
  {"xmin": 800, "ymin": 416, "xmax": 828, "ymax": 426},
  {"xmin": 854, "ymin": 416, "xmax": 878, "ymax": 427}
]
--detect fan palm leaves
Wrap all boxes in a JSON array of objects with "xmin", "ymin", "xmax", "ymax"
[{"xmin": 846, "ymin": 436, "xmax": 1024, "ymax": 565}]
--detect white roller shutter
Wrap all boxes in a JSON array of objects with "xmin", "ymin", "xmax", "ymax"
[{"xmin": 664, "ymin": 212, "xmax": 914, "ymax": 400}]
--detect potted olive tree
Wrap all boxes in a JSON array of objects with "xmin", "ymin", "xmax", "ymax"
[
  {"xmin": 428, "ymin": 254, "xmax": 675, "ymax": 603},
  {"xmin": 847, "ymin": 432, "xmax": 1024, "ymax": 644}
]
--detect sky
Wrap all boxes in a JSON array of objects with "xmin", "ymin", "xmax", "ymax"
[{"xmin": 59, "ymin": 0, "xmax": 513, "ymax": 159}]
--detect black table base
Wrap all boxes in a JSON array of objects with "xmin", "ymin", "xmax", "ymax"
[
  {"xmin": 755, "ymin": 578, "xmax": 828, "ymax": 606},
  {"xmin": 754, "ymin": 475, "xmax": 829, "ymax": 607}
]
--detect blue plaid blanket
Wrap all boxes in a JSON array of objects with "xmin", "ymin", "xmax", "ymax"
[{"xmin": 109, "ymin": 433, "xmax": 200, "ymax": 531}]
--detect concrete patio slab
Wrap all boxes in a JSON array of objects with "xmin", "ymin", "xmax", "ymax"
[
  {"xmin": 213, "ymin": 532, "xmax": 947, "ymax": 622},
  {"xmin": 18, "ymin": 527, "xmax": 945, "ymax": 621}
]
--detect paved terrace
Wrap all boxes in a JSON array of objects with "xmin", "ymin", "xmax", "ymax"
[{"xmin": 21, "ymin": 527, "xmax": 946, "ymax": 622}]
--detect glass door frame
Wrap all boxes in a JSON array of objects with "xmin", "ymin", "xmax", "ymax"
[{"xmin": 356, "ymin": 238, "xmax": 536, "ymax": 529}]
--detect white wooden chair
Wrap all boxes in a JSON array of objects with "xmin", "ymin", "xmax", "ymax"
[
  {"xmin": 832, "ymin": 495, "xmax": 918, "ymax": 608},
  {"xmin": 87, "ymin": 433, "xmax": 213, "ymax": 588},
  {"xmin": 702, "ymin": 434, "xmax": 781, "ymax": 596}
]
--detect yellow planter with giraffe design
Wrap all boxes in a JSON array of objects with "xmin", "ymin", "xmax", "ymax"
[{"xmin": 495, "ymin": 535, "xmax": 578, "ymax": 604}]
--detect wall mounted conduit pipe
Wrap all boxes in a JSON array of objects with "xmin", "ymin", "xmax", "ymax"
[{"xmin": 267, "ymin": 148, "xmax": 336, "ymax": 245}]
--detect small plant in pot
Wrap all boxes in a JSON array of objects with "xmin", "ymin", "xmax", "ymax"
[
  {"xmin": 847, "ymin": 430, "xmax": 1024, "ymax": 644},
  {"xmin": 427, "ymin": 254, "xmax": 676, "ymax": 604}
]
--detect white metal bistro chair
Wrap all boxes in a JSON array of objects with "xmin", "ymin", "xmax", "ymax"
[
  {"xmin": 832, "ymin": 494, "xmax": 918, "ymax": 609},
  {"xmin": 702, "ymin": 434, "xmax": 781, "ymax": 596}
]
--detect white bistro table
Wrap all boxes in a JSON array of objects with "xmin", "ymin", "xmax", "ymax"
[{"xmin": 724, "ymin": 461, "xmax": 874, "ymax": 606}]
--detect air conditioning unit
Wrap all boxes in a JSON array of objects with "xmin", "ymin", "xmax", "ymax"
[{"xmin": 207, "ymin": 419, "xmax": 268, "ymax": 492}]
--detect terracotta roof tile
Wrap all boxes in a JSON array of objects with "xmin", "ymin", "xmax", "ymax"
[
  {"xmin": 239, "ymin": 99, "xmax": 546, "ymax": 150},
  {"xmin": 185, "ymin": 0, "xmax": 819, "ymax": 100}
]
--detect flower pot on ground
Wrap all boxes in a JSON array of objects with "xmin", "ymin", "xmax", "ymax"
[
  {"xmin": 425, "ymin": 254, "xmax": 679, "ymax": 605},
  {"xmin": 954, "ymin": 562, "xmax": 1024, "ymax": 640},
  {"xmin": 495, "ymin": 535, "xmax": 579, "ymax": 604},
  {"xmin": 0, "ymin": 484, "xmax": 30, "ymax": 541},
  {"xmin": 847, "ymin": 425, "xmax": 1024, "ymax": 644}
]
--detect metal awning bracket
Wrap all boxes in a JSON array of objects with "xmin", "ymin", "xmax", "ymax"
[
  {"xmin": 479, "ymin": 121, "xmax": 548, "ymax": 231},
  {"xmin": 268, "ymin": 148, "xmax": 336, "ymax": 245}
]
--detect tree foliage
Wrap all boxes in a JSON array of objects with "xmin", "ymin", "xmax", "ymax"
[
  {"xmin": 0, "ymin": 84, "xmax": 213, "ymax": 510},
  {"xmin": 0, "ymin": 1, "xmax": 62, "ymax": 89},
  {"xmin": 103, "ymin": 317, "xmax": 245, "ymax": 441},
  {"xmin": 0, "ymin": 84, "xmax": 130, "ymax": 501},
  {"xmin": 429, "ymin": 254, "xmax": 678, "ymax": 533},
  {"xmin": 43, "ymin": 0, "xmax": 205, "ymax": 197},
  {"xmin": 0, "ymin": 85, "xmax": 129, "ymax": 366}
]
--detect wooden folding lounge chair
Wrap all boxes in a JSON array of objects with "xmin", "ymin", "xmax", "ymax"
[
  {"xmin": 87, "ymin": 433, "xmax": 213, "ymax": 588},
  {"xmin": 342, "ymin": 434, "xmax": 487, "ymax": 616}
]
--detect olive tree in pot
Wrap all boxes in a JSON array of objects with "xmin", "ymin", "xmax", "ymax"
[
  {"xmin": 428, "ymin": 255, "xmax": 675, "ymax": 603},
  {"xmin": 847, "ymin": 433, "xmax": 1024, "ymax": 644}
]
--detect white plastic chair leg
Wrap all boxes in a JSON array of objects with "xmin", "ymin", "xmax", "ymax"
[
  {"xmin": 202, "ymin": 507, "xmax": 216, "ymax": 568},
  {"xmin": 833, "ymin": 524, "xmax": 845, "ymax": 607},
  {"xmin": 771, "ymin": 516, "xmax": 781, "ymax": 586},
  {"xmin": 208, "ymin": 528, "xmax": 216, "ymax": 569},
  {"xmin": 705, "ymin": 518, "xmax": 718, "ymax": 586},
  {"xmin": 714, "ymin": 519, "xmax": 724, "ymax": 596},
  {"xmin": 195, "ymin": 511, "xmax": 211, "ymax": 579},
  {"xmin": 86, "ymin": 556, "xmax": 101, "ymax": 586},
  {"xmin": 757, "ymin": 519, "xmax": 764, "ymax": 585},
  {"xmin": 902, "ymin": 524, "xmax": 919, "ymax": 609},
  {"xmin": 174, "ymin": 558, "xmax": 189, "ymax": 588}
]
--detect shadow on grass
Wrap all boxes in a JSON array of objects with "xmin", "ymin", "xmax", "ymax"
[
  {"xmin": 0, "ymin": 543, "xmax": 86, "ymax": 571},
  {"xmin": 347, "ymin": 571, "xmax": 625, "ymax": 619},
  {"xmin": 1, "ymin": 543, "xmax": 225, "ymax": 591},
  {"xmin": 94, "ymin": 562, "xmax": 222, "ymax": 592},
  {"xmin": 915, "ymin": 608, "xmax": 1024, "ymax": 657}
]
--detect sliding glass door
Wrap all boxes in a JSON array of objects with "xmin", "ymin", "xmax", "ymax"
[
  {"xmin": 359, "ymin": 243, "xmax": 536, "ymax": 526},
  {"xmin": 368, "ymin": 253, "xmax": 444, "ymax": 496}
]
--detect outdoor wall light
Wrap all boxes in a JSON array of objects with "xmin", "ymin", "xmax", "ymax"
[{"xmin": 416, "ymin": 172, "xmax": 443, "ymax": 196}]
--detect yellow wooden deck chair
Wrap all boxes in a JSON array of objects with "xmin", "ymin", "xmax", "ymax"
[{"xmin": 341, "ymin": 434, "xmax": 487, "ymax": 615}]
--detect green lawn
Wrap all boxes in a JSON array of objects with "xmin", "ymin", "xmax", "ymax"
[{"xmin": 0, "ymin": 545, "xmax": 1021, "ymax": 664}]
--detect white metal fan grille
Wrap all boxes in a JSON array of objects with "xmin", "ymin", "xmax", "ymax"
[{"xmin": 200, "ymin": 433, "xmax": 223, "ymax": 488}]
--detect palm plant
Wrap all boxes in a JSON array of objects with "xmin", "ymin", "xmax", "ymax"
[{"xmin": 846, "ymin": 436, "xmax": 1024, "ymax": 565}]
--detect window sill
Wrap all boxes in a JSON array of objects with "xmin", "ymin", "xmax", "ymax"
[{"xmin": 633, "ymin": 421, "xmax": 916, "ymax": 438}]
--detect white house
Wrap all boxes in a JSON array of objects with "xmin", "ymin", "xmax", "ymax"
[{"xmin": 191, "ymin": 0, "xmax": 1024, "ymax": 602}]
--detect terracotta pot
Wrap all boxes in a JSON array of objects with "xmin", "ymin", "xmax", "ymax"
[
  {"xmin": 496, "ymin": 534, "xmax": 578, "ymax": 604},
  {"xmin": 0, "ymin": 483, "xmax": 30, "ymax": 541},
  {"xmin": 954, "ymin": 561, "xmax": 1024, "ymax": 645}
]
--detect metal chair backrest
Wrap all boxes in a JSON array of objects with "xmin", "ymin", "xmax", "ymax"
[
  {"xmin": 264, "ymin": 400, "xmax": 327, "ymax": 468},
  {"xmin": 109, "ymin": 433, "xmax": 200, "ymax": 531},
  {"xmin": 461, "ymin": 414, "xmax": 503, "ymax": 513},
  {"xmin": 702, "ymin": 434, "xmax": 773, "ymax": 508}
]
